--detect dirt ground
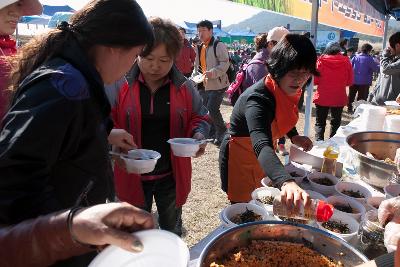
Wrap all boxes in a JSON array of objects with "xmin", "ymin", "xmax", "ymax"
[{"xmin": 181, "ymin": 94, "xmax": 354, "ymax": 247}]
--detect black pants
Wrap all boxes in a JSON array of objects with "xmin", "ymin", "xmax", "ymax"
[
  {"xmin": 142, "ymin": 175, "xmax": 182, "ymax": 236},
  {"xmin": 315, "ymin": 105, "xmax": 343, "ymax": 141},
  {"xmin": 348, "ymin": 84, "xmax": 370, "ymax": 112}
]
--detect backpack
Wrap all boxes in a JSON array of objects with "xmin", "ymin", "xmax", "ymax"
[
  {"xmin": 197, "ymin": 40, "xmax": 236, "ymax": 84},
  {"xmin": 225, "ymin": 59, "xmax": 264, "ymax": 106}
]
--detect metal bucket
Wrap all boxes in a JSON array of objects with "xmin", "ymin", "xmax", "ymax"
[
  {"xmin": 198, "ymin": 221, "xmax": 368, "ymax": 266},
  {"xmin": 346, "ymin": 131, "xmax": 400, "ymax": 188}
]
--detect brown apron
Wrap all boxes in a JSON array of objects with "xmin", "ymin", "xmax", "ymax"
[{"xmin": 227, "ymin": 136, "xmax": 265, "ymax": 203}]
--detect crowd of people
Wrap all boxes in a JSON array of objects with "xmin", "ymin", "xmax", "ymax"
[{"xmin": 0, "ymin": 0, "xmax": 400, "ymax": 266}]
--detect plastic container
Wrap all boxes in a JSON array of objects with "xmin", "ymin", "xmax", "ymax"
[
  {"xmin": 366, "ymin": 196, "xmax": 385, "ymax": 211},
  {"xmin": 335, "ymin": 181, "xmax": 372, "ymax": 203},
  {"xmin": 305, "ymin": 190, "xmax": 327, "ymax": 201},
  {"xmin": 251, "ymin": 187, "xmax": 281, "ymax": 213},
  {"xmin": 167, "ymin": 138, "xmax": 201, "ymax": 157},
  {"xmin": 284, "ymin": 163, "xmax": 307, "ymax": 184},
  {"xmin": 384, "ymin": 184, "xmax": 400, "ymax": 199},
  {"xmin": 317, "ymin": 212, "xmax": 359, "ymax": 243},
  {"xmin": 272, "ymin": 196, "xmax": 333, "ymax": 222},
  {"xmin": 357, "ymin": 210, "xmax": 387, "ymax": 260},
  {"xmin": 308, "ymin": 172, "xmax": 339, "ymax": 195},
  {"xmin": 261, "ymin": 177, "xmax": 273, "ymax": 187},
  {"xmin": 327, "ymin": 195, "xmax": 366, "ymax": 221},
  {"xmin": 220, "ymin": 203, "xmax": 272, "ymax": 228},
  {"xmin": 121, "ymin": 149, "xmax": 161, "ymax": 174},
  {"xmin": 321, "ymin": 146, "xmax": 339, "ymax": 175}
]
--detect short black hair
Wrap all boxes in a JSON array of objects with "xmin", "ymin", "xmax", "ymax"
[
  {"xmin": 389, "ymin": 32, "xmax": 400, "ymax": 49},
  {"xmin": 347, "ymin": 47, "xmax": 355, "ymax": 53},
  {"xmin": 267, "ymin": 33, "xmax": 318, "ymax": 81},
  {"xmin": 197, "ymin": 20, "xmax": 213, "ymax": 30},
  {"xmin": 361, "ymin": 43, "xmax": 373, "ymax": 54},
  {"xmin": 339, "ymin": 38, "xmax": 348, "ymax": 47},
  {"xmin": 324, "ymin": 43, "xmax": 341, "ymax": 55}
]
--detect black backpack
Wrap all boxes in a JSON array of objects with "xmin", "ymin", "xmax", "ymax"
[{"xmin": 197, "ymin": 40, "xmax": 236, "ymax": 83}]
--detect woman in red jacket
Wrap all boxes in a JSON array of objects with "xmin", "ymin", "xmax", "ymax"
[
  {"xmin": 112, "ymin": 17, "xmax": 210, "ymax": 236},
  {"xmin": 0, "ymin": 0, "xmax": 42, "ymax": 121},
  {"xmin": 313, "ymin": 42, "xmax": 353, "ymax": 141}
]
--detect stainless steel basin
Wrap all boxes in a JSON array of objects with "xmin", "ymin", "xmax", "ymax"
[
  {"xmin": 198, "ymin": 221, "xmax": 368, "ymax": 266},
  {"xmin": 346, "ymin": 131, "xmax": 400, "ymax": 188}
]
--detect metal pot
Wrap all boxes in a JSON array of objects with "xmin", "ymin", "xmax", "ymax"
[
  {"xmin": 346, "ymin": 131, "xmax": 400, "ymax": 188},
  {"xmin": 198, "ymin": 221, "xmax": 368, "ymax": 267}
]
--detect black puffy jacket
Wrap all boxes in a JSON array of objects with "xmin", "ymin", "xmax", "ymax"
[{"xmin": 0, "ymin": 39, "xmax": 114, "ymax": 266}]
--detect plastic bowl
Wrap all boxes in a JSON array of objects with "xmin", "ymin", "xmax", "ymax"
[
  {"xmin": 167, "ymin": 138, "xmax": 201, "ymax": 157},
  {"xmin": 384, "ymin": 184, "xmax": 400, "ymax": 199},
  {"xmin": 121, "ymin": 149, "xmax": 161, "ymax": 174},
  {"xmin": 261, "ymin": 177, "xmax": 273, "ymax": 187},
  {"xmin": 251, "ymin": 187, "xmax": 281, "ymax": 213},
  {"xmin": 308, "ymin": 172, "xmax": 339, "ymax": 195},
  {"xmin": 317, "ymin": 212, "xmax": 359, "ymax": 242},
  {"xmin": 284, "ymin": 163, "xmax": 307, "ymax": 184},
  {"xmin": 366, "ymin": 196, "xmax": 386, "ymax": 210},
  {"xmin": 220, "ymin": 203, "xmax": 273, "ymax": 228},
  {"xmin": 335, "ymin": 181, "xmax": 372, "ymax": 203},
  {"xmin": 305, "ymin": 190, "xmax": 327, "ymax": 201},
  {"xmin": 327, "ymin": 195, "xmax": 366, "ymax": 221}
]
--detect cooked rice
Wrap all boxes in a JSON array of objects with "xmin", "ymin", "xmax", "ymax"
[{"xmin": 210, "ymin": 240, "xmax": 341, "ymax": 267}]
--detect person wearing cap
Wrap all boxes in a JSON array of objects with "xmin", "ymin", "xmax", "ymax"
[
  {"xmin": 313, "ymin": 41, "xmax": 353, "ymax": 141},
  {"xmin": 219, "ymin": 34, "xmax": 315, "ymax": 207},
  {"xmin": 0, "ymin": 0, "xmax": 154, "ymax": 266},
  {"xmin": 0, "ymin": 0, "xmax": 42, "ymax": 122}
]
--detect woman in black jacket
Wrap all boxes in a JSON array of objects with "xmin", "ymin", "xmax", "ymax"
[{"xmin": 0, "ymin": 0, "xmax": 153, "ymax": 266}]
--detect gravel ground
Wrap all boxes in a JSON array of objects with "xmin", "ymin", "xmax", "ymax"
[{"xmin": 181, "ymin": 94, "xmax": 354, "ymax": 247}]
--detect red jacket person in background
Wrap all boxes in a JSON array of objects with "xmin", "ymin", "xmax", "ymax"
[
  {"xmin": 175, "ymin": 27, "xmax": 196, "ymax": 77},
  {"xmin": 313, "ymin": 41, "xmax": 353, "ymax": 141}
]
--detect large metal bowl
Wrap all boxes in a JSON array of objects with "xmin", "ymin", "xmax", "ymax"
[
  {"xmin": 346, "ymin": 131, "xmax": 400, "ymax": 188},
  {"xmin": 198, "ymin": 221, "xmax": 368, "ymax": 266}
]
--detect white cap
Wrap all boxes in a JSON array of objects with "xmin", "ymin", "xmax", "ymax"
[
  {"xmin": 267, "ymin": 26, "xmax": 289, "ymax": 43},
  {"xmin": 0, "ymin": 0, "xmax": 42, "ymax": 16}
]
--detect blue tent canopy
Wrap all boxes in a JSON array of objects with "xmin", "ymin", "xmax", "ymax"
[
  {"xmin": 48, "ymin": 12, "xmax": 74, "ymax": 28},
  {"xmin": 42, "ymin": 5, "xmax": 75, "ymax": 16},
  {"xmin": 228, "ymin": 29, "xmax": 257, "ymax": 37},
  {"xmin": 19, "ymin": 15, "xmax": 51, "ymax": 25}
]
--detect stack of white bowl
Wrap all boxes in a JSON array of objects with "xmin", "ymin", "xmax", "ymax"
[
  {"xmin": 384, "ymin": 115, "xmax": 400, "ymax": 132},
  {"xmin": 359, "ymin": 105, "xmax": 387, "ymax": 131}
]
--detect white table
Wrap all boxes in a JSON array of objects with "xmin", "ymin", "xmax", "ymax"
[{"xmin": 188, "ymin": 117, "xmax": 385, "ymax": 266}]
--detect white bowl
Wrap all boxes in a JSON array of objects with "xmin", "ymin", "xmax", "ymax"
[
  {"xmin": 167, "ymin": 138, "xmax": 201, "ymax": 157},
  {"xmin": 305, "ymin": 190, "xmax": 327, "ymax": 201},
  {"xmin": 284, "ymin": 163, "xmax": 307, "ymax": 184},
  {"xmin": 121, "ymin": 149, "xmax": 161, "ymax": 174},
  {"xmin": 366, "ymin": 196, "xmax": 386, "ymax": 210},
  {"xmin": 327, "ymin": 195, "xmax": 366, "ymax": 221},
  {"xmin": 251, "ymin": 187, "xmax": 281, "ymax": 213},
  {"xmin": 261, "ymin": 177, "xmax": 273, "ymax": 187},
  {"xmin": 220, "ymin": 203, "xmax": 273, "ymax": 228},
  {"xmin": 335, "ymin": 181, "xmax": 372, "ymax": 203},
  {"xmin": 317, "ymin": 212, "xmax": 359, "ymax": 242},
  {"xmin": 308, "ymin": 172, "xmax": 339, "ymax": 195},
  {"xmin": 384, "ymin": 184, "xmax": 400, "ymax": 199}
]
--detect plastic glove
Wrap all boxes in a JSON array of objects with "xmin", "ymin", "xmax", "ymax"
[
  {"xmin": 378, "ymin": 197, "xmax": 400, "ymax": 253},
  {"xmin": 384, "ymin": 219, "xmax": 400, "ymax": 253},
  {"xmin": 378, "ymin": 196, "xmax": 400, "ymax": 226}
]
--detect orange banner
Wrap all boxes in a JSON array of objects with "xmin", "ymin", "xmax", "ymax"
[{"xmin": 231, "ymin": 0, "xmax": 385, "ymax": 37}]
